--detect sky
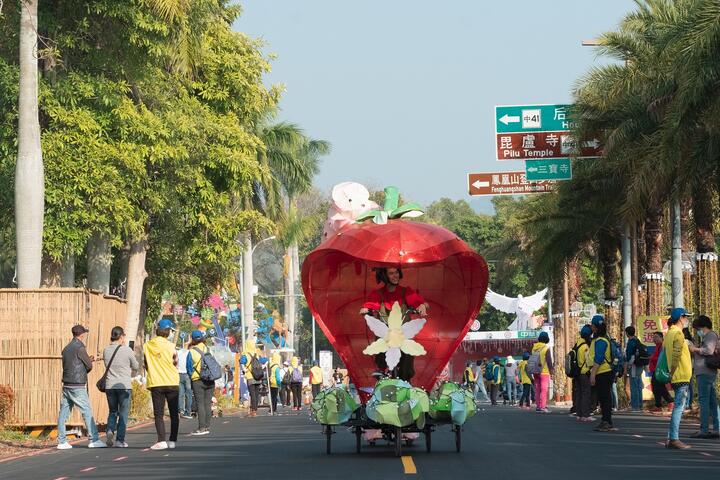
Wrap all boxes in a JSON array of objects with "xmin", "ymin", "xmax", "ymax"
[{"xmin": 234, "ymin": 1, "xmax": 634, "ymax": 213}]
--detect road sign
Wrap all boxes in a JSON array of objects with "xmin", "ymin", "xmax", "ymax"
[
  {"xmin": 495, "ymin": 104, "xmax": 575, "ymax": 133},
  {"xmin": 496, "ymin": 131, "xmax": 601, "ymax": 161},
  {"xmin": 525, "ymin": 158, "xmax": 572, "ymax": 181},
  {"xmin": 468, "ymin": 172, "xmax": 556, "ymax": 196}
]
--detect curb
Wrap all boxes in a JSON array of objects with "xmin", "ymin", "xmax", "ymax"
[{"xmin": 0, "ymin": 419, "xmax": 155, "ymax": 465}]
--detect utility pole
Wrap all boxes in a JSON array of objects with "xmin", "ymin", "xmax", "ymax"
[
  {"xmin": 621, "ymin": 224, "xmax": 632, "ymax": 328},
  {"xmin": 671, "ymin": 200, "xmax": 684, "ymax": 308},
  {"xmin": 563, "ymin": 265, "xmax": 571, "ymax": 402}
]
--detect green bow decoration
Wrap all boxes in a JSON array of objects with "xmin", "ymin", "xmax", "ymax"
[{"xmin": 356, "ymin": 186, "xmax": 424, "ymax": 225}]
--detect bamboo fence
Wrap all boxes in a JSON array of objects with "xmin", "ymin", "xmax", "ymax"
[{"xmin": 0, "ymin": 289, "xmax": 127, "ymax": 427}]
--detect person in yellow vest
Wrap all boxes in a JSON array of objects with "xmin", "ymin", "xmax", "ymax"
[
  {"xmin": 240, "ymin": 339, "xmax": 267, "ymax": 417},
  {"xmin": 143, "ymin": 319, "xmax": 180, "ymax": 450},
  {"xmin": 310, "ymin": 361, "xmax": 324, "ymax": 399},
  {"xmin": 531, "ymin": 331, "xmax": 553, "ymax": 413},
  {"xmin": 289, "ymin": 357, "xmax": 303, "ymax": 410},
  {"xmin": 463, "ymin": 361, "xmax": 475, "ymax": 388},
  {"xmin": 490, "ymin": 357, "xmax": 504, "ymax": 406},
  {"xmin": 589, "ymin": 315, "xmax": 615, "ymax": 432},
  {"xmin": 664, "ymin": 307, "xmax": 693, "ymax": 449},
  {"xmin": 186, "ymin": 330, "xmax": 212, "ymax": 436},
  {"xmin": 518, "ymin": 352, "xmax": 533, "ymax": 409},
  {"xmin": 575, "ymin": 325, "xmax": 593, "ymax": 422},
  {"xmin": 269, "ymin": 352, "xmax": 282, "ymax": 413}
]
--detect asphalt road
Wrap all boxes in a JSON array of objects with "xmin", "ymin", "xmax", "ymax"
[{"xmin": 3, "ymin": 404, "xmax": 720, "ymax": 479}]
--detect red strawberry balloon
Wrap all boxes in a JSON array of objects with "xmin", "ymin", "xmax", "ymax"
[{"xmin": 302, "ymin": 186, "xmax": 488, "ymax": 400}]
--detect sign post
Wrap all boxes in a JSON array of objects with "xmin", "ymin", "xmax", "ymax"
[
  {"xmin": 468, "ymin": 171, "xmax": 556, "ymax": 196},
  {"xmin": 525, "ymin": 158, "xmax": 572, "ymax": 181}
]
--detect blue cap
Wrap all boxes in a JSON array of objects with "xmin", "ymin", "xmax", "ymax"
[
  {"xmin": 493, "ymin": 356, "xmax": 500, "ymax": 362},
  {"xmin": 191, "ymin": 330, "xmax": 204, "ymax": 340},
  {"xmin": 591, "ymin": 315, "xmax": 605, "ymax": 327},
  {"xmin": 157, "ymin": 319, "xmax": 175, "ymax": 330},
  {"xmin": 538, "ymin": 331, "xmax": 550, "ymax": 343},
  {"xmin": 670, "ymin": 307, "xmax": 688, "ymax": 322},
  {"xmin": 522, "ymin": 352, "xmax": 530, "ymax": 360},
  {"xmin": 580, "ymin": 325, "xmax": 593, "ymax": 338}
]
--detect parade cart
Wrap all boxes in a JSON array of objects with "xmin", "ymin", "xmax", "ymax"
[{"xmin": 302, "ymin": 185, "xmax": 489, "ymax": 456}]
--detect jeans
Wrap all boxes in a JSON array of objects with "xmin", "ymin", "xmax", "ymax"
[
  {"xmin": 106, "ymin": 389, "xmax": 131, "ymax": 442},
  {"xmin": 535, "ymin": 374, "xmax": 550, "ymax": 409},
  {"xmin": 178, "ymin": 373, "xmax": 192, "ymax": 415},
  {"xmin": 191, "ymin": 380, "xmax": 214, "ymax": 430},
  {"xmin": 475, "ymin": 380, "xmax": 489, "ymax": 402},
  {"xmin": 150, "ymin": 386, "xmax": 179, "ymax": 442},
  {"xmin": 505, "ymin": 378, "xmax": 517, "ymax": 404},
  {"xmin": 577, "ymin": 374, "xmax": 592, "ymax": 418},
  {"xmin": 668, "ymin": 384, "xmax": 689, "ymax": 440},
  {"xmin": 630, "ymin": 375, "xmax": 643, "ymax": 410},
  {"xmin": 490, "ymin": 383, "xmax": 499, "ymax": 405},
  {"xmin": 595, "ymin": 371, "xmax": 614, "ymax": 425},
  {"xmin": 270, "ymin": 386, "xmax": 279, "ymax": 412},
  {"xmin": 696, "ymin": 374, "xmax": 720, "ymax": 434},
  {"xmin": 686, "ymin": 378, "xmax": 695, "ymax": 409},
  {"xmin": 520, "ymin": 384, "xmax": 532, "ymax": 406},
  {"xmin": 290, "ymin": 382, "xmax": 302, "ymax": 408},
  {"xmin": 57, "ymin": 387, "xmax": 99, "ymax": 443},
  {"xmin": 611, "ymin": 381, "xmax": 618, "ymax": 410}
]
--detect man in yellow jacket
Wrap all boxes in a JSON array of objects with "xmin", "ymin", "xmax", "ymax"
[
  {"xmin": 310, "ymin": 361, "xmax": 323, "ymax": 399},
  {"xmin": 143, "ymin": 319, "xmax": 179, "ymax": 450},
  {"xmin": 664, "ymin": 307, "xmax": 692, "ymax": 449},
  {"xmin": 186, "ymin": 330, "xmax": 212, "ymax": 436},
  {"xmin": 240, "ymin": 340, "xmax": 267, "ymax": 417}
]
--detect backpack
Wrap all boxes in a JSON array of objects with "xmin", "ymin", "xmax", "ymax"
[
  {"xmin": 609, "ymin": 338, "xmax": 624, "ymax": 377},
  {"xmin": 484, "ymin": 363, "xmax": 494, "ymax": 381},
  {"xmin": 634, "ymin": 341, "xmax": 650, "ymax": 366},
  {"xmin": 291, "ymin": 367, "xmax": 302, "ymax": 383},
  {"xmin": 282, "ymin": 368, "xmax": 293, "ymax": 385},
  {"xmin": 564, "ymin": 344, "xmax": 581, "ymax": 378},
  {"xmin": 526, "ymin": 349, "xmax": 543, "ymax": 376},
  {"xmin": 249, "ymin": 354, "xmax": 265, "ymax": 381},
  {"xmin": 193, "ymin": 347, "xmax": 223, "ymax": 382}
]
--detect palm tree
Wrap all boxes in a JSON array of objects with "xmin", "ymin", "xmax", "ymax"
[{"xmin": 15, "ymin": 0, "xmax": 44, "ymax": 288}]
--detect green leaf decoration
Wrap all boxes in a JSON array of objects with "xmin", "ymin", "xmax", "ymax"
[{"xmin": 356, "ymin": 186, "xmax": 424, "ymax": 225}]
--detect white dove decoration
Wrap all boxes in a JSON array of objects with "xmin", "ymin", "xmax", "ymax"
[{"xmin": 484, "ymin": 288, "xmax": 548, "ymax": 331}]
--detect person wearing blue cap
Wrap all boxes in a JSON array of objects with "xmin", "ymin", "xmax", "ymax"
[
  {"xmin": 664, "ymin": 307, "xmax": 693, "ymax": 449},
  {"xmin": 490, "ymin": 356, "xmax": 504, "ymax": 406},
  {"xmin": 187, "ymin": 330, "xmax": 213, "ymax": 436},
  {"xmin": 517, "ymin": 352, "xmax": 533, "ymax": 409},
  {"xmin": 530, "ymin": 331, "xmax": 553, "ymax": 413},
  {"xmin": 143, "ymin": 318, "xmax": 180, "ymax": 450},
  {"xmin": 589, "ymin": 315, "xmax": 616, "ymax": 432},
  {"xmin": 574, "ymin": 325, "xmax": 593, "ymax": 422}
]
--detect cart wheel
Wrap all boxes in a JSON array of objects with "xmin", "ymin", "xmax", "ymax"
[
  {"xmin": 394, "ymin": 427, "xmax": 402, "ymax": 457},
  {"xmin": 325, "ymin": 426, "xmax": 333, "ymax": 455},
  {"xmin": 405, "ymin": 439, "xmax": 414, "ymax": 447},
  {"xmin": 355, "ymin": 427, "xmax": 362, "ymax": 453},
  {"xmin": 454, "ymin": 425, "xmax": 461, "ymax": 453},
  {"xmin": 425, "ymin": 430, "xmax": 432, "ymax": 453}
]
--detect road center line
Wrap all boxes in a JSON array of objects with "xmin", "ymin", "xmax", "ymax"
[
  {"xmin": 80, "ymin": 466, "xmax": 97, "ymax": 472},
  {"xmin": 633, "ymin": 434, "xmax": 643, "ymax": 438},
  {"xmin": 53, "ymin": 477, "xmax": 69, "ymax": 480},
  {"xmin": 700, "ymin": 452, "xmax": 713, "ymax": 457},
  {"xmin": 401, "ymin": 456, "xmax": 417, "ymax": 474},
  {"xmin": 113, "ymin": 456, "xmax": 128, "ymax": 461}
]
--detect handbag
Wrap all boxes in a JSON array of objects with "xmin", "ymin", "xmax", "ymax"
[
  {"xmin": 705, "ymin": 343, "xmax": 720, "ymax": 370},
  {"xmin": 654, "ymin": 349, "xmax": 671, "ymax": 384},
  {"xmin": 96, "ymin": 345, "xmax": 121, "ymax": 393}
]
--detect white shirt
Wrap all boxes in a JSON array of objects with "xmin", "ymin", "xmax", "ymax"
[{"xmin": 177, "ymin": 348, "xmax": 189, "ymax": 374}]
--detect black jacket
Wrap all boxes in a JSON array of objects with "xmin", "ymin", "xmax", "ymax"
[{"xmin": 61, "ymin": 338, "xmax": 93, "ymax": 386}]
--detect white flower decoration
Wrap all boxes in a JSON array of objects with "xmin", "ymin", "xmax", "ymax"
[{"xmin": 363, "ymin": 301, "xmax": 427, "ymax": 370}]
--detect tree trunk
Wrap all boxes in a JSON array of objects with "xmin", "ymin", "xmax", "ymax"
[
  {"xmin": 15, "ymin": 0, "xmax": 44, "ymax": 288},
  {"xmin": 644, "ymin": 207, "xmax": 665, "ymax": 317},
  {"xmin": 241, "ymin": 232, "xmax": 254, "ymax": 346},
  {"xmin": 40, "ymin": 253, "xmax": 61, "ymax": 287},
  {"xmin": 692, "ymin": 180, "xmax": 720, "ymax": 331},
  {"xmin": 283, "ymin": 249, "xmax": 296, "ymax": 351},
  {"xmin": 86, "ymin": 231, "xmax": 112, "ymax": 293},
  {"xmin": 599, "ymin": 231, "xmax": 622, "ymax": 340},
  {"xmin": 124, "ymin": 238, "xmax": 148, "ymax": 347},
  {"xmin": 551, "ymin": 282, "xmax": 565, "ymax": 402},
  {"xmin": 61, "ymin": 253, "xmax": 74, "ymax": 287},
  {"xmin": 291, "ymin": 241, "xmax": 301, "ymax": 351}
]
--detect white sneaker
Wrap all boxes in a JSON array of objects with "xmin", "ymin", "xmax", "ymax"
[
  {"xmin": 113, "ymin": 441, "xmax": 128, "ymax": 448},
  {"xmin": 168, "ymin": 441, "xmax": 176, "ymax": 449},
  {"xmin": 106, "ymin": 430, "xmax": 114, "ymax": 447},
  {"xmin": 57, "ymin": 442, "xmax": 73, "ymax": 450},
  {"xmin": 88, "ymin": 440, "xmax": 108, "ymax": 448},
  {"xmin": 150, "ymin": 441, "xmax": 168, "ymax": 450}
]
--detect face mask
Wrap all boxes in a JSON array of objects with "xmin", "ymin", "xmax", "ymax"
[{"xmin": 698, "ymin": 330, "xmax": 706, "ymax": 339}]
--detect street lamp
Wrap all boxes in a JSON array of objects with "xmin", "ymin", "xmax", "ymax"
[{"xmin": 238, "ymin": 235, "xmax": 277, "ymax": 347}]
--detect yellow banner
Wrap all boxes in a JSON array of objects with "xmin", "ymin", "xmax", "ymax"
[{"xmin": 636, "ymin": 315, "xmax": 668, "ymax": 346}]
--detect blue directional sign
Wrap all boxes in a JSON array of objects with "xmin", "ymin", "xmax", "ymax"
[
  {"xmin": 495, "ymin": 104, "xmax": 575, "ymax": 134},
  {"xmin": 525, "ymin": 158, "xmax": 572, "ymax": 181}
]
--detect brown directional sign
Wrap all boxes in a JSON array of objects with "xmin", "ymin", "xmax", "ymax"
[
  {"xmin": 496, "ymin": 131, "xmax": 602, "ymax": 161},
  {"xmin": 468, "ymin": 172, "xmax": 556, "ymax": 196}
]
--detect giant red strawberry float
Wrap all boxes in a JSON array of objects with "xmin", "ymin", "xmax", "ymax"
[{"xmin": 302, "ymin": 186, "xmax": 488, "ymax": 399}]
